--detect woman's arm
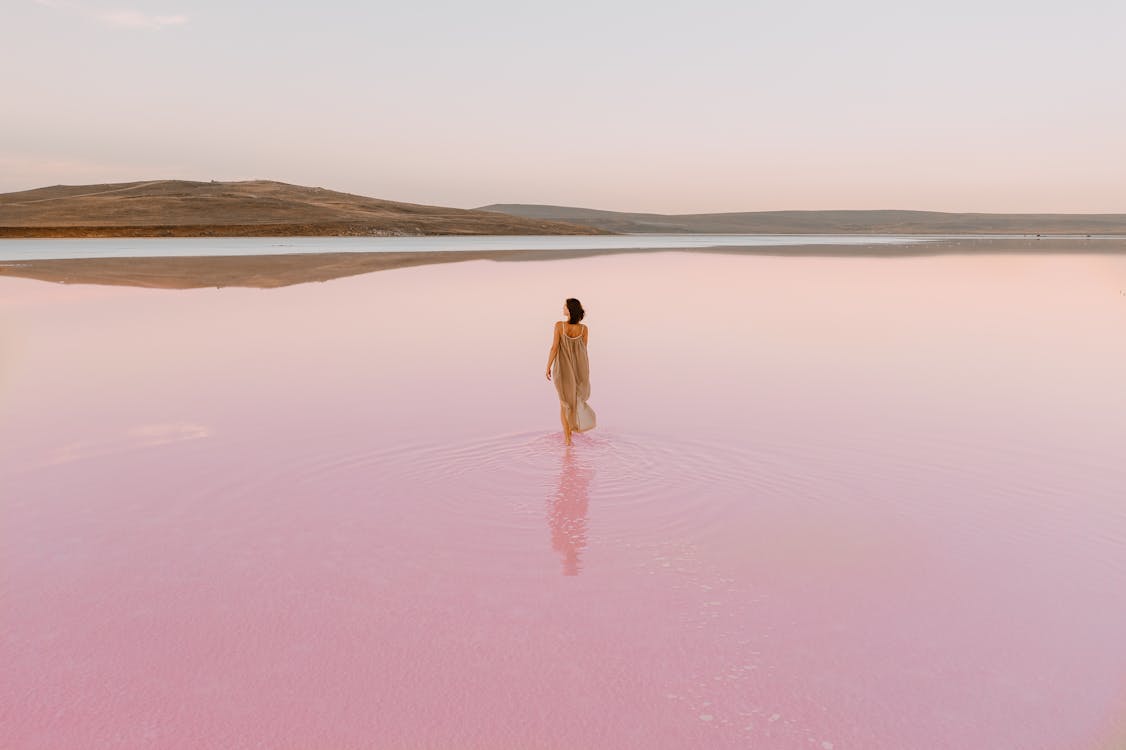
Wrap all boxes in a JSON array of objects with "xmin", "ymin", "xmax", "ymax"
[
  {"xmin": 582, "ymin": 324, "xmax": 589, "ymax": 347},
  {"xmin": 545, "ymin": 321, "xmax": 561, "ymax": 379}
]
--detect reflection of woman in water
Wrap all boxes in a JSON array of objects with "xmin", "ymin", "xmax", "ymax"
[
  {"xmin": 544, "ymin": 298, "xmax": 597, "ymax": 446},
  {"xmin": 548, "ymin": 447, "xmax": 592, "ymax": 576}
]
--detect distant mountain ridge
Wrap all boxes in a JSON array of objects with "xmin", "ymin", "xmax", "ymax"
[
  {"xmin": 0, "ymin": 180, "xmax": 610, "ymax": 238},
  {"xmin": 477, "ymin": 204, "xmax": 1126, "ymax": 235}
]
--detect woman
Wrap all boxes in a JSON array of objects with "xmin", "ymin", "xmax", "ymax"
[{"xmin": 545, "ymin": 298, "xmax": 597, "ymax": 445}]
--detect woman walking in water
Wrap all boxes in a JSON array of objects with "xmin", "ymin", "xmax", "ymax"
[{"xmin": 545, "ymin": 298, "xmax": 597, "ymax": 446}]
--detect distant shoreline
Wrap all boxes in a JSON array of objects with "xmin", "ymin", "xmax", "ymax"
[
  {"xmin": 479, "ymin": 203, "xmax": 1126, "ymax": 235},
  {"xmin": 5, "ymin": 180, "xmax": 1125, "ymax": 238},
  {"xmin": 2, "ymin": 237, "xmax": 1124, "ymax": 290}
]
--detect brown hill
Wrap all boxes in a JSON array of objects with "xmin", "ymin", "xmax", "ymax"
[
  {"xmin": 0, "ymin": 180, "xmax": 609, "ymax": 237},
  {"xmin": 477, "ymin": 205, "xmax": 1126, "ymax": 235}
]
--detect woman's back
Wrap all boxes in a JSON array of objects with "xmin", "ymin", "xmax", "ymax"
[{"xmin": 561, "ymin": 322, "xmax": 587, "ymax": 340}]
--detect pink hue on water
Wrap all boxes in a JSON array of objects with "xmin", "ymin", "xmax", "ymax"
[{"xmin": 2, "ymin": 250, "xmax": 1126, "ymax": 749}]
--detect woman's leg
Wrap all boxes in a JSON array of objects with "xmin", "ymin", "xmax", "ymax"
[{"xmin": 559, "ymin": 404, "xmax": 573, "ymax": 444}]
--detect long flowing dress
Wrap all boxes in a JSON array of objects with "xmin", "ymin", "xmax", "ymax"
[{"xmin": 554, "ymin": 323, "xmax": 597, "ymax": 432}]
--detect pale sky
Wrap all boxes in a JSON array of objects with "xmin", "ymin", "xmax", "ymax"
[{"xmin": 3, "ymin": 0, "xmax": 1124, "ymax": 212}]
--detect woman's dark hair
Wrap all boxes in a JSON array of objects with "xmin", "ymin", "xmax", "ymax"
[{"xmin": 565, "ymin": 298, "xmax": 585, "ymax": 325}]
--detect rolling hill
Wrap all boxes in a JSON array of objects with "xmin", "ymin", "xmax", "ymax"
[{"xmin": 0, "ymin": 180, "xmax": 609, "ymax": 237}]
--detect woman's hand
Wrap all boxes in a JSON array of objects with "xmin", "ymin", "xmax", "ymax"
[{"xmin": 545, "ymin": 367, "xmax": 552, "ymax": 381}]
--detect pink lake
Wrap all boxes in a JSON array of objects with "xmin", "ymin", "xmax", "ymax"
[{"xmin": 2, "ymin": 249, "xmax": 1126, "ymax": 749}]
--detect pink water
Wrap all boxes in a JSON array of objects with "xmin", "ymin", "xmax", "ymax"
[{"xmin": 3, "ymin": 250, "xmax": 1126, "ymax": 749}]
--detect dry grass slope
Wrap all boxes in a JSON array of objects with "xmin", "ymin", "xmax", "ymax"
[{"xmin": 0, "ymin": 180, "xmax": 609, "ymax": 237}]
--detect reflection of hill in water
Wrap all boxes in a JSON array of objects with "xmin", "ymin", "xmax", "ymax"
[
  {"xmin": 2, "ymin": 237, "xmax": 1125, "ymax": 289},
  {"xmin": 0, "ymin": 247, "xmax": 656, "ymax": 289}
]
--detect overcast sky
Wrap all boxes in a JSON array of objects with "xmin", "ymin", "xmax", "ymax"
[{"xmin": 3, "ymin": 0, "xmax": 1124, "ymax": 212}]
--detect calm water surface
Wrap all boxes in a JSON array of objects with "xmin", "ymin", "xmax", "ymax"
[
  {"xmin": 2, "ymin": 248, "xmax": 1125, "ymax": 748},
  {"xmin": 0, "ymin": 233, "xmax": 935, "ymax": 260}
]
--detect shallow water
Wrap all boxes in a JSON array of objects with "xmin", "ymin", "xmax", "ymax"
[
  {"xmin": 0, "ymin": 233, "xmax": 934, "ymax": 261},
  {"xmin": 2, "ymin": 250, "xmax": 1126, "ymax": 748}
]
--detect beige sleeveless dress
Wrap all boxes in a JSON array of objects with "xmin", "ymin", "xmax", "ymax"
[{"xmin": 554, "ymin": 322, "xmax": 597, "ymax": 432}]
